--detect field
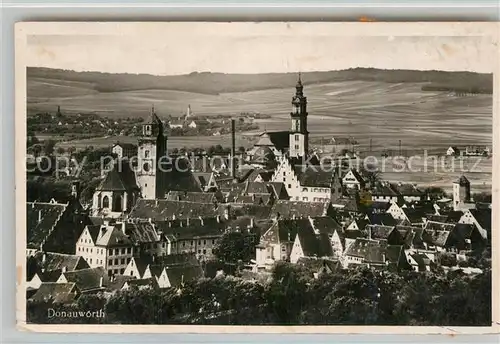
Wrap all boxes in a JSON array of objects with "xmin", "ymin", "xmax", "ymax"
[{"xmin": 27, "ymin": 69, "xmax": 493, "ymax": 193}]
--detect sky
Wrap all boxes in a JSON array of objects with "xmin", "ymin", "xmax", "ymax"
[{"xmin": 24, "ymin": 23, "xmax": 496, "ymax": 75}]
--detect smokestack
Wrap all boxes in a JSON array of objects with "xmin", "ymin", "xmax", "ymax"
[{"xmin": 231, "ymin": 118, "xmax": 236, "ymax": 179}]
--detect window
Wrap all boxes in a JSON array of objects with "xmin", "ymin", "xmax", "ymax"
[
  {"xmin": 198, "ymin": 250, "xmax": 201, "ymax": 254},
  {"xmin": 114, "ymin": 259, "xmax": 118, "ymax": 265},
  {"xmin": 203, "ymin": 249, "xmax": 206, "ymax": 254},
  {"xmin": 120, "ymin": 269, "xmax": 125, "ymax": 274},
  {"xmin": 198, "ymin": 240, "xmax": 202, "ymax": 245},
  {"xmin": 121, "ymin": 258, "xmax": 125, "ymax": 264},
  {"xmin": 183, "ymin": 242, "xmax": 186, "ymax": 247},
  {"xmin": 212, "ymin": 240, "xmax": 215, "ymax": 245},
  {"xmin": 294, "ymin": 145, "xmax": 299, "ymax": 150},
  {"xmin": 288, "ymin": 184, "xmax": 291, "ymax": 188},
  {"xmin": 295, "ymin": 135, "xmax": 299, "ymax": 141},
  {"xmin": 90, "ymin": 248, "xmax": 93, "ymax": 253},
  {"xmin": 145, "ymin": 150, "xmax": 150, "ymax": 158},
  {"xmin": 283, "ymin": 172, "xmax": 286, "ymax": 176},
  {"xmin": 90, "ymin": 258, "xmax": 92, "ymax": 264},
  {"xmin": 162, "ymin": 243, "xmax": 166, "ymax": 248},
  {"xmin": 191, "ymin": 240, "xmax": 194, "ymax": 246},
  {"xmin": 127, "ymin": 258, "xmax": 131, "ymax": 263},
  {"xmin": 86, "ymin": 248, "xmax": 88, "ymax": 253},
  {"xmin": 108, "ymin": 259, "xmax": 112, "ymax": 266},
  {"xmin": 203, "ymin": 240, "xmax": 206, "ymax": 245},
  {"xmin": 130, "ymin": 271, "xmax": 134, "ymax": 276},
  {"xmin": 102, "ymin": 196, "xmax": 110, "ymax": 208},
  {"xmin": 127, "ymin": 248, "xmax": 131, "ymax": 254},
  {"xmin": 121, "ymin": 248, "xmax": 126, "ymax": 254},
  {"xmin": 302, "ymin": 197, "xmax": 308, "ymax": 201}
]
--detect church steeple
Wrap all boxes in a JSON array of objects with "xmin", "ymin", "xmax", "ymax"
[{"xmin": 289, "ymin": 73, "xmax": 309, "ymax": 158}]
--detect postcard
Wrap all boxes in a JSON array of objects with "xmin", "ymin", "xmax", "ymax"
[{"xmin": 15, "ymin": 22, "xmax": 499, "ymax": 333}]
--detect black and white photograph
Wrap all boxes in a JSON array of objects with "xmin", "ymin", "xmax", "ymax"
[{"xmin": 16, "ymin": 22, "xmax": 497, "ymax": 331}]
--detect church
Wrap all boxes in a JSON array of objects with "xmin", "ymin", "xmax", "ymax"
[{"xmin": 249, "ymin": 74, "xmax": 342, "ymax": 203}]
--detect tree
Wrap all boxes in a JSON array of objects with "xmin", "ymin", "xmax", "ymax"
[
  {"xmin": 472, "ymin": 192, "xmax": 492, "ymax": 203},
  {"xmin": 43, "ymin": 139, "xmax": 56, "ymax": 157},
  {"xmin": 67, "ymin": 146, "xmax": 76, "ymax": 156},
  {"xmin": 213, "ymin": 232, "xmax": 257, "ymax": 264},
  {"xmin": 359, "ymin": 163, "xmax": 381, "ymax": 187},
  {"xmin": 424, "ymin": 186, "xmax": 447, "ymax": 201}
]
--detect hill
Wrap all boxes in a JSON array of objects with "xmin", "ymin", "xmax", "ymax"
[{"xmin": 27, "ymin": 67, "xmax": 493, "ymax": 95}]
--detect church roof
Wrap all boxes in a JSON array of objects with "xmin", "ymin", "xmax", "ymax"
[
  {"xmin": 256, "ymin": 131, "xmax": 290, "ymax": 152},
  {"xmin": 454, "ymin": 175, "xmax": 470, "ymax": 186},
  {"xmin": 96, "ymin": 160, "xmax": 139, "ymax": 192}
]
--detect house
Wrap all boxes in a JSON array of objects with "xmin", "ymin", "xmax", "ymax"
[
  {"xmin": 122, "ymin": 278, "xmax": 159, "ymax": 291},
  {"xmin": 270, "ymin": 200, "xmax": 332, "ymax": 219},
  {"xmin": 464, "ymin": 145, "xmax": 490, "ymax": 156},
  {"xmin": 29, "ymin": 282, "xmax": 80, "ymax": 304},
  {"xmin": 75, "ymin": 224, "xmax": 134, "ymax": 276},
  {"xmin": 26, "ymin": 252, "xmax": 90, "ymax": 290},
  {"xmin": 166, "ymin": 190, "xmax": 222, "ymax": 203},
  {"xmin": 56, "ymin": 267, "xmax": 109, "ymax": 294},
  {"xmin": 370, "ymin": 182, "xmax": 399, "ymax": 203},
  {"xmin": 26, "ymin": 195, "xmax": 89, "ymax": 255},
  {"xmin": 391, "ymin": 183, "xmax": 424, "ymax": 203},
  {"xmin": 255, "ymin": 216, "xmax": 342, "ymax": 268},
  {"xmin": 459, "ymin": 208, "xmax": 491, "ymax": 240},
  {"xmin": 346, "ymin": 218, "xmax": 369, "ymax": 231},
  {"xmin": 365, "ymin": 225, "xmax": 405, "ymax": 246},
  {"xmin": 407, "ymin": 252, "xmax": 433, "ymax": 271},
  {"xmin": 342, "ymin": 238, "xmax": 409, "ymax": 271},
  {"xmin": 271, "ymin": 156, "xmax": 341, "ymax": 203},
  {"xmin": 168, "ymin": 117, "xmax": 185, "ymax": 129},
  {"xmin": 129, "ymin": 199, "xmax": 220, "ymax": 221},
  {"xmin": 296, "ymin": 257, "xmax": 341, "ymax": 278},
  {"xmin": 342, "ymin": 169, "xmax": 365, "ymax": 190},
  {"xmin": 365, "ymin": 213, "xmax": 398, "ymax": 227},
  {"xmin": 91, "ymin": 159, "xmax": 141, "ymax": 218},
  {"xmin": 111, "ymin": 142, "xmax": 137, "ymax": 159},
  {"xmin": 446, "ymin": 146, "xmax": 460, "ymax": 156}
]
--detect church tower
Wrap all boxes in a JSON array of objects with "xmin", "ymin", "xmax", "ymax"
[
  {"xmin": 289, "ymin": 73, "xmax": 309, "ymax": 158},
  {"xmin": 136, "ymin": 105, "xmax": 168, "ymax": 199}
]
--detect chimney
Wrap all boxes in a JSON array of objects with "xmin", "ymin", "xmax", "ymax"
[
  {"xmin": 103, "ymin": 219, "xmax": 109, "ymax": 226},
  {"xmin": 99, "ymin": 276, "xmax": 104, "ymax": 288},
  {"xmin": 38, "ymin": 210, "xmax": 42, "ymax": 223},
  {"xmin": 121, "ymin": 221, "xmax": 126, "ymax": 234},
  {"xmin": 249, "ymin": 217, "xmax": 254, "ymax": 228},
  {"xmin": 62, "ymin": 266, "xmax": 67, "ymax": 273},
  {"xmin": 42, "ymin": 253, "xmax": 46, "ymax": 265},
  {"xmin": 186, "ymin": 217, "xmax": 190, "ymax": 226},
  {"xmin": 231, "ymin": 118, "xmax": 236, "ymax": 179},
  {"xmin": 199, "ymin": 216, "xmax": 204, "ymax": 226}
]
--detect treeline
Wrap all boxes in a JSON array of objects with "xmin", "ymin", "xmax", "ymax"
[
  {"xmin": 28, "ymin": 67, "xmax": 493, "ymax": 95},
  {"xmin": 27, "ymin": 263, "xmax": 491, "ymax": 326}
]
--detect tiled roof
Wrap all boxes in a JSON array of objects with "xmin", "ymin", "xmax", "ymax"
[
  {"xmin": 344, "ymin": 238, "xmax": 386, "ymax": 263},
  {"xmin": 129, "ymin": 200, "xmax": 219, "ymax": 221},
  {"xmin": 164, "ymin": 264, "xmax": 204, "ymax": 287},
  {"xmin": 271, "ymin": 200, "xmax": 329, "ymax": 219},
  {"xmin": 31, "ymin": 252, "xmax": 89, "ymax": 273},
  {"xmin": 85, "ymin": 225, "xmax": 102, "ymax": 243},
  {"xmin": 30, "ymin": 282, "xmax": 79, "ymax": 304},
  {"xmin": 391, "ymin": 183, "xmax": 423, "ymax": 197},
  {"xmin": 424, "ymin": 221, "xmax": 455, "ymax": 232},
  {"xmin": 125, "ymin": 277, "xmax": 159, "ymax": 289},
  {"xmin": 158, "ymin": 219, "xmax": 225, "ymax": 239},
  {"xmin": 61, "ymin": 267, "xmax": 108, "ymax": 292},
  {"xmin": 297, "ymin": 228, "xmax": 333, "ymax": 258},
  {"xmin": 366, "ymin": 213, "xmax": 398, "ymax": 226},
  {"xmin": 122, "ymin": 222, "xmax": 159, "ymax": 244},
  {"xmin": 296, "ymin": 257, "xmax": 340, "ymax": 274},
  {"xmin": 395, "ymin": 225, "xmax": 425, "ymax": 249},
  {"xmin": 108, "ymin": 275, "xmax": 136, "ymax": 290},
  {"xmin": 402, "ymin": 208, "xmax": 426, "ymax": 224},
  {"xmin": 166, "ymin": 191, "xmax": 220, "ymax": 203},
  {"xmin": 293, "ymin": 165, "xmax": 333, "ymax": 187},
  {"xmin": 366, "ymin": 225, "xmax": 395, "ymax": 240},
  {"xmin": 371, "ymin": 183, "xmax": 398, "ymax": 196},
  {"xmin": 469, "ymin": 209, "xmax": 491, "ymax": 231},
  {"xmin": 424, "ymin": 230, "xmax": 451, "ymax": 247},
  {"xmin": 26, "ymin": 201, "xmax": 67, "ymax": 250},
  {"xmin": 95, "ymin": 226, "xmax": 132, "ymax": 247}
]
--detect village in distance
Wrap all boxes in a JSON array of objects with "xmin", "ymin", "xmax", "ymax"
[{"xmin": 25, "ymin": 69, "xmax": 493, "ymax": 326}]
